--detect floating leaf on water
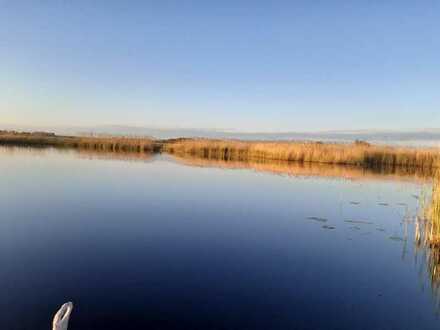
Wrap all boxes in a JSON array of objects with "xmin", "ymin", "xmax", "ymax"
[
  {"xmin": 349, "ymin": 226, "xmax": 361, "ymax": 230},
  {"xmin": 378, "ymin": 203, "xmax": 389, "ymax": 206},
  {"xmin": 349, "ymin": 201, "xmax": 360, "ymax": 205},
  {"xmin": 389, "ymin": 236, "xmax": 407, "ymax": 242},
  {"xmin": 307, "ymin": 216, "xmax": 328, "ymax": 223},
  {"xmin": 345, "ymin": 220, "xmax": 373, "ymax": 225},
  {"xmin": 322, "ymin": 225, "xmax": 335, "ymax": 230}
]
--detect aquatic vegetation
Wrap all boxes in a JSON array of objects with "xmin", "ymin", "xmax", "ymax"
[
  {"xmin": 344, "ymin": 220, "xmax": 374, "ymax": 225},
  {"xmin": 322, "ymin": 225, "xmax": 335, "ymax": 230},
  {"xmin": 389, "ymin": 236, "xmax": 406, "ymax": 242},
  {"xmin": 414, "ymin": 170, "xmax": 440, "ymax": 299},
  {"xmin": 2, "ymin": 131, "xmax": 440, "ymax": 173},
  {"xmin": 418, "ymin": 171, "xmax": 440, "ymax": 246},
  {"xmin": 164, "ymin": 138, "xmax": 440, "ymax": 171},
  {"xmin": 0, "ymin": 131, "xmax": 155, "ymax": 152},
  {"xmin": 307, "ymin": 216, "xmax": 328, "ymax": 223}
]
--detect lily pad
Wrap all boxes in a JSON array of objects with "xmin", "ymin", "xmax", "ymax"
[
  {"xmin": 307, "ymin": 216, "xmax": 328, "ymax": 223},
  {"xmin": 389, "ymin": 236, "xmax": 407, "ymax": 242},
  {"xmin": 345, "ymin": 220, "xmax": 373, "ymax": 225}
]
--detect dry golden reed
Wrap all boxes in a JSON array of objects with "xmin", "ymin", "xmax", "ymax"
[
  {"xmin": 2, "ymin": 131, "xmax": 440, "ymax": 171},
  {"xmin": 414, "ymin": 171, "xmax": 440, "ymax": 294},
  {"xmin": 429, "ymin": 171, "xmax": 440, "ymax": 242},
  {"xmin": 164, "ymin": 138, "xmax": 440, "ymax": 170},
  {"xmin": 0, "ymin": 131, "xmax": 154, "ymax": 152}
]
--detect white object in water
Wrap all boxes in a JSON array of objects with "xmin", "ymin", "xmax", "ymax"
[{"xmin": 52, "ymin": 302, "xmax": 73, "ymax": 330}]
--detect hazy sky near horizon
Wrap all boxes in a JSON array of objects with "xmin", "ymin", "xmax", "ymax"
[{"xmin": 1, "ymin": 1, "xmax": 439, "ymax": 132}]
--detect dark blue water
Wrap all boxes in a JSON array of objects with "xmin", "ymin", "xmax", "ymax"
[{"xmin": 0, "ymin": 147, "xmax": 438, "ymax": 329}]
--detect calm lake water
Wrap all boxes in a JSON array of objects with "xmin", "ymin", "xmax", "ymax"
[{"xmin": 1, "ymin": 146, "xmax": 439, "ymax": 330}]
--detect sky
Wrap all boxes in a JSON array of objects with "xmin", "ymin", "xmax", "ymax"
[{"xmin": 1, "ymin": 1, "xmax": 439, "ymax": 132}]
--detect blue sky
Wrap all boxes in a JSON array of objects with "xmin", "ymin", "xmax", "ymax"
[{"xmin": 1, "ymin": 1, "xmax": 439, "ymax": 132}]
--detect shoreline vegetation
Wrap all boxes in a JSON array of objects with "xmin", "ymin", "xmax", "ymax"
[
  {"xmin": 0, "ymin": 130, "xmax": 156, "ymax": 152},
  {"xmin": 1, "ymin": 130, "xmax": 440, "ymax": 172},
  {"xmin": 415, "ymin": 171, "xmax": 440, "ymax": 294},
  {"xmin": 164, "ymin": 139, "xmax": 440, "ymax": 171}
]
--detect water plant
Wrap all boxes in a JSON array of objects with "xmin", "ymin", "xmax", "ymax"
[
  {"xmin": 2, "ymin": 131, "xmax": 440, "ymax": 173},
  {"xmin": 415, "ymin": 168, "xmax": 440, "ymax": 299},
  {"xmin": 164, "ymin": 138, "xmax": 440, "ymax": 171}
]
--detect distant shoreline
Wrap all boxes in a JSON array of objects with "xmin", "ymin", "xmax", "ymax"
[
  {"xmin": 1, "ymin": 130, "xmax": 440, "ymax": 172},
  {"xmin": 2, "ymin": 125, "xmax": 440, "ymax": 147}
]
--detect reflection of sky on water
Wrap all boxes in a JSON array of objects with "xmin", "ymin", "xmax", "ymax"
[{"xmin": 0, "ymin": 146, "xmax": 438, "ymax": 330}]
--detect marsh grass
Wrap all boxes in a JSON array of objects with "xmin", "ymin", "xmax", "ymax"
[
  {"xmin": 0, "ymin": 131, "xmax": 154, "ymax": 152},
  {"xmin": 2, "ymin": 132, "xmax": 440, "ymax": 172},
  {"xmin": 426, "ymin": 171, "xmax": 440, "ymax": 246},
  {"xmin": 164, "ymin": 138, "xmax": 440, "ymax": 171},
  {"xmin": 415, "ymin": 171, "xmax": 440, "ymax": 298}
]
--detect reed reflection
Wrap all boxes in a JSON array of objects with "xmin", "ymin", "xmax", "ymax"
[{"xmin": 170, "ymin": 154, "xmax": 435, "ymax": 183}]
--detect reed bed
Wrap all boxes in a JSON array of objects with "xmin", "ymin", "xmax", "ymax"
[
  {"xmin": 2, "ymin": 131, "xmax": 440, "ymax": 171},
  {"xmin": 0, "ymin": 131, "xmax": 154, "ymax": 152},
  {"xmin": 73, "ymin": 136, "xmax": 154, "ymax": 152},
  {"xmin": 164, "ymin": 139, "xmax": 440, "ymax": 170},
  {"xmin": 414, "ymin": 171, "xmax": 440, "ymax": 297},
  {"xmin": 424, "ymin": 171, "xmax": 440, "ymax": 246}
]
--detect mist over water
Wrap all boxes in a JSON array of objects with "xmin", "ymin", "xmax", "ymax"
[{"xmin": 1, "ymin": 146, "xmax": 439, "ymax": 329}]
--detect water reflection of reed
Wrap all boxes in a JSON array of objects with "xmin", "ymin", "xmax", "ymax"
[
  {"xmin": 75, "ymin": 149, "xmax": 154, "ymax": 162},
  {"xmin": 171, "ymin": 154, "xmax": 434, "ymax": 183},
  {"xmin": 0, "ymin": 146, "xmax": 155, "ymax": 163}
]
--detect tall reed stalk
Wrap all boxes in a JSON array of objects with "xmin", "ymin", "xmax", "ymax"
[
  {"xmin": 164, "ymin": 139, "xmax": 440, "ymax": 171},
  {"xmin": 415, "ymin": 168, "xmax": 440, "ymax": 296}
]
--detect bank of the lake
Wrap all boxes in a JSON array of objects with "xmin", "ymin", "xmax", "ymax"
[{"xmin": 1, "ymin": 130, "xmax": 440, "ymax": 172}]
